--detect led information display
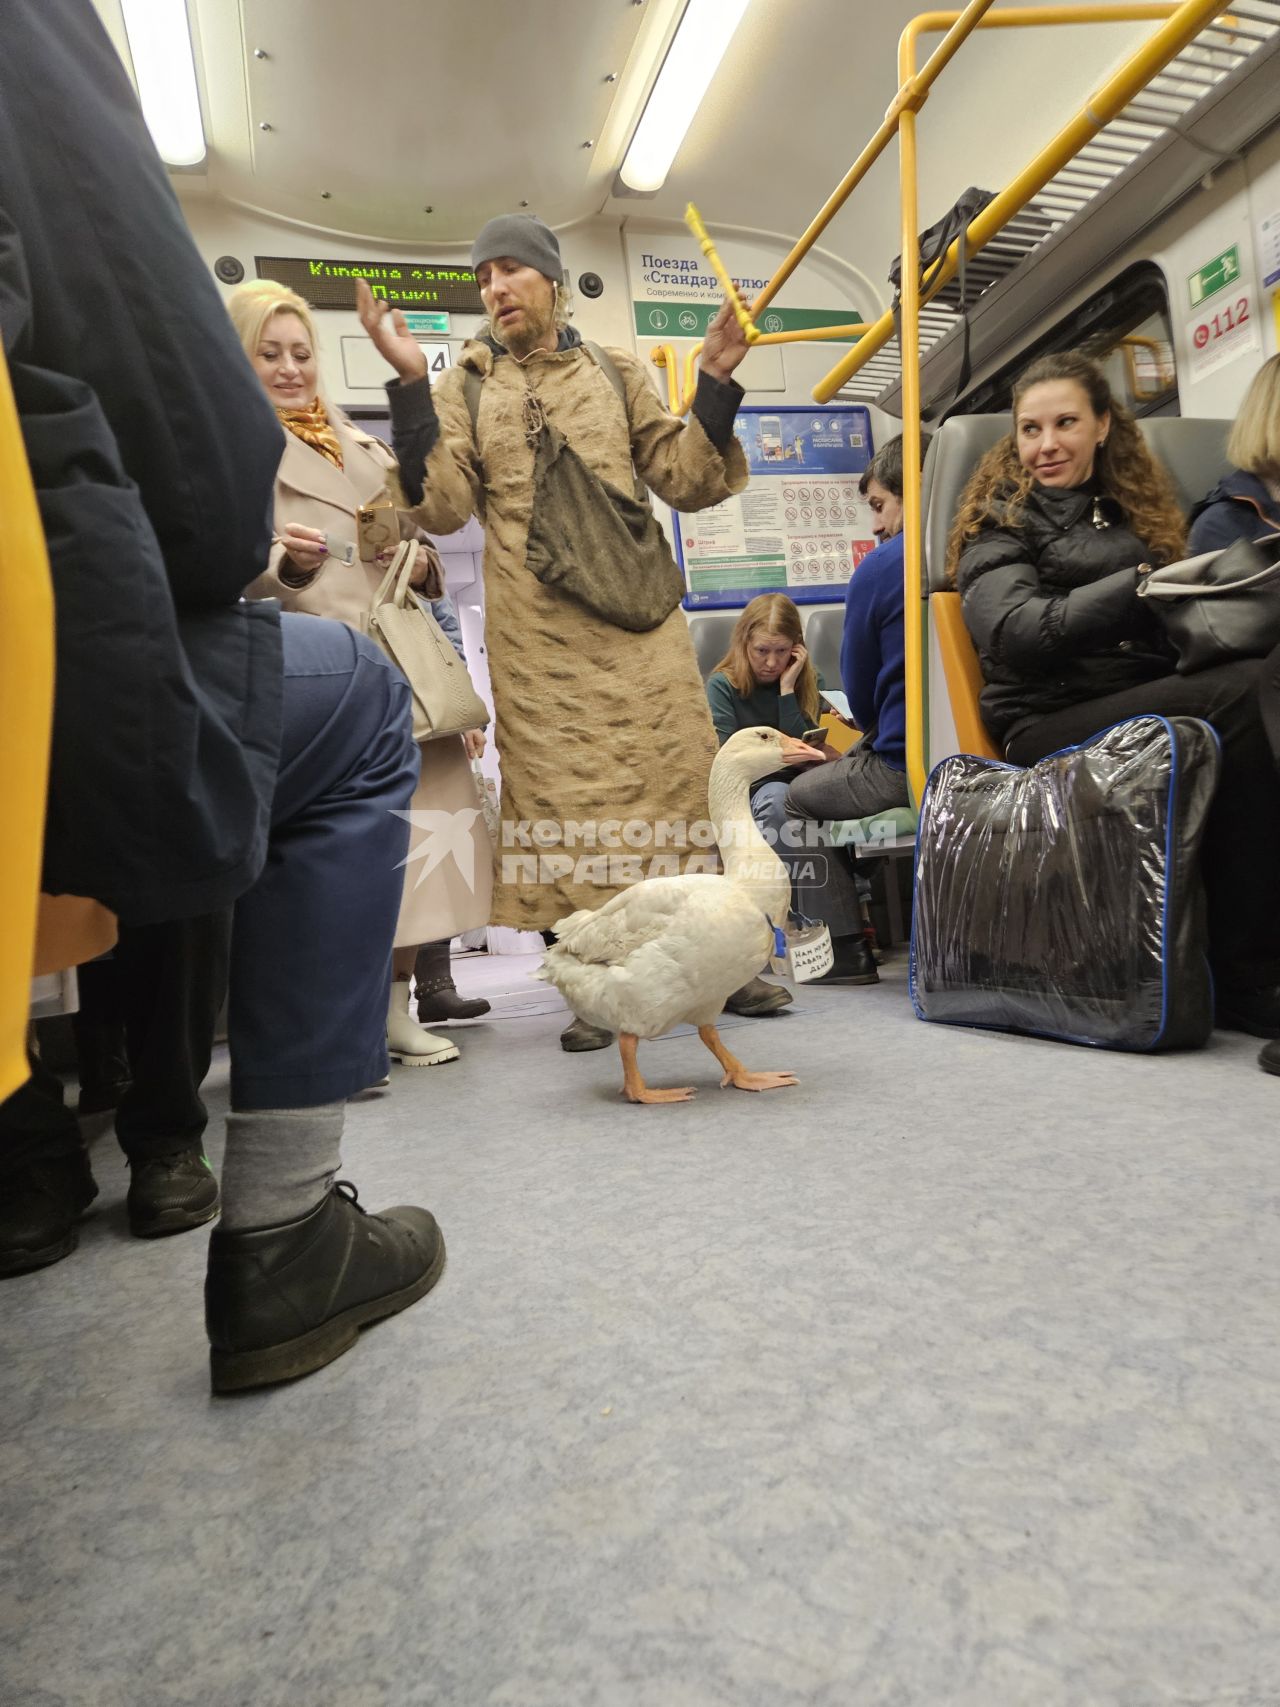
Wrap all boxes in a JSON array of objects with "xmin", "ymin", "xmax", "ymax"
[{"xmin": 256, "ymin": 256, "xmax": 483, "ymax": 312}]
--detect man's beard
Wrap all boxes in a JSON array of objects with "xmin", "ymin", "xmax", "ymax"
[{"xmin": 489, "ymin": 297, "xmax": 556, "ymax": 358}]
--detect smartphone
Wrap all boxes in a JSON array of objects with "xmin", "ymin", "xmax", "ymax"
[
  {"xmin": 356, "ymin": 502, "xmax": 399, "ymax": 563},
  {"xmin": 320, "ymin": 532, "xmax": 357, "ymax": 566},
  {"xmin": 819, "ymin": 688, "xmax": 852, "ymax": 720},
  {"xmin": 800, "ymin": 728, "xmax": 828, "ymax": 746}
]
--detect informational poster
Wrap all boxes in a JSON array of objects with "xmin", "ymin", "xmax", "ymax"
[
  {"xmin": 1184, "ymin": 287, "xmax": 1261, "ymax": 382},
  {"xmin": 1257, "ymin": 207, "xmax": 1280, "ymax": 291},
  {"xmin": 676, "ymin": 407, "xmax": 876, "ymax": 608}
]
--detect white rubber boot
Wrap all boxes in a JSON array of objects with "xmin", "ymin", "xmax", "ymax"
[{"xmin": 387, "ymin": 983, "xmax": 460, "ymax": 1066}]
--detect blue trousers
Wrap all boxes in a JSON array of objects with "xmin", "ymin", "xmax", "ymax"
[
  {"xmin": 227, "ymin": 615, "xmax": 418, "ymax": 1110},
  {"xmin": 1, "ymin": 616, "xmax": 417, "ymax": 1170}
]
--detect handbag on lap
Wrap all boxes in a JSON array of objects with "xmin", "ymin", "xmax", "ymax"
[
  {"xmin": 363, "ymin": 542, "xmax": 489, "ymax": 742},
  {"xmin": 1136, "ymin": 531, "xmax": 1280, "ymax": 673},
  {"xmin": 910, "ymin": 716, "xmax": 1220, "ymax": 1051}
]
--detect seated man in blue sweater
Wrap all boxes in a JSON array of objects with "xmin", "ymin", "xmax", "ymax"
[{"xmin": 783, "ymin": 432, "xmax": 925, "ymax": 838}]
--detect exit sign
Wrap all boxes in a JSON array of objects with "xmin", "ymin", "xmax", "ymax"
[
  {"xmin": 1188, "ymin": 245, "xmax": 1241, "ymax": 306},
  {"xmin": 404, "ymin": 311, "xmax": 451, "ymax": 335}
]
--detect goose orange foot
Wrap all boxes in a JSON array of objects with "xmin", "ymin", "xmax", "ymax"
[
  {"xmin": 697, "ymin": 1025, "xmax": 799, "ymax": 1094},
  {"xmin": 618, "ymin": 1034, "xmax": 696, "ymax": 1105}
]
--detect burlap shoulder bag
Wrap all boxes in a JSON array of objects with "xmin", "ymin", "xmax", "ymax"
[
  {"xmin": 463, "ymin": 343, "xmax": 687, "ymax": 633},
  {"xmin": 363, "ymin": 541, "xmax": 489, "ymax": 741},
  {"xmin": 1136, "ymin": 531, "xmax": 1280, "ymax": 673}
]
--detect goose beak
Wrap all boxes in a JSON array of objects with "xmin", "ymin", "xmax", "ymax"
[{"xmin": 779, "ymin": 736, "xmax": 826, "ymax": 763}]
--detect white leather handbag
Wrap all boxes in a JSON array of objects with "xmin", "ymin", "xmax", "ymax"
[{"xmin": 363, "ymin": 542, "xmax": 489, "ymax": 741}]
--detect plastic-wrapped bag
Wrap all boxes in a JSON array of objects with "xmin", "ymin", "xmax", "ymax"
[{"xmin": 910, "ymin": 716, "xmax": 1220, "ymax": 1051}]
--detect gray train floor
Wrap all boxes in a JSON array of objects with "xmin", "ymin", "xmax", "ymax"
[{"xmin": 3, "ymin": 952, "xmax": 1277, "ymax": 1707}]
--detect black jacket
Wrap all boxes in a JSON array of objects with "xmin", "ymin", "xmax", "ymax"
[
  {"xmin": 1187, "ymin": 468, "xmax": 1280, "ymax": 554},
  {"xmin": 0, "ymin": 0, "xmax": 285, "ymax": 925},
  {"xmin": 957, "ymin": 483, "xmax": 1175, "ymax": 747}
]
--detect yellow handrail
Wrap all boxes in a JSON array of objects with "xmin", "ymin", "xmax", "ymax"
[
  {"xmin": 648, "ymin": 342, "xmax": 704, "ymax": 415},
  {"xmin": 677, "ymin": 1, "xmax": 1231, "ymax": 800},
  {"xmin": 817, "ymin": 1, "xmax": 1228, "ymax": 404},
  {"xmin": 0, "ymin": 345, "xmax": 56, "ymax": 1101},
  {"xmin": 887, "ymin": 0, "xmax": 1230, "ymax": 804}
]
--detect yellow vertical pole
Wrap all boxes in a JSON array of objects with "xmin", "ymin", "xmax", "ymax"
[
  {"xmin": 0, "ymin": 347, "xmax": 55, "ymax": 1101},
  {"xmin": 897, "ymin": 66, "xmax": 928, "ymax": 808}
]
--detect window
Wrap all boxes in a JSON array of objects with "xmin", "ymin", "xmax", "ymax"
[{"xmin": 951, "ymin": 262, "xmax": 1179, "ymax": 420}]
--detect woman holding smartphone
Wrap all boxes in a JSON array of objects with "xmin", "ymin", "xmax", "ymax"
[
  {"xmin": 229, "ymin": 281, "xmax": 491, "ymax": 1067},
  {"xmin": 706, "ymin": 595, "xmax": 878, "ymax": 988}
]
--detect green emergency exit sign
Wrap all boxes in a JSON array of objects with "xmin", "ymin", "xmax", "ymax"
[
  {"xmin": 404, "ymin": 310, "xmax": 451, "ymax": 334},
  {"xmin": 1188, "ymin": 245, "xmax": 1241, "ymax": 306}
]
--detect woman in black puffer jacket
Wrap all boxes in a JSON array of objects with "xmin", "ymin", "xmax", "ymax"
[{"xmin": 949, "ymin": 350, "xmax": 1280, "ymax": 1051}]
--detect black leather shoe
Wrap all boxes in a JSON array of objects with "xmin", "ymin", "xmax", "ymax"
[
  {"xmin": 415, "ymin": 981, "xmax": 492, "ymax": 1023},
  {"xmin": 1216, "ymin": 984, "xmax": 1280, "ymax": 1039},
  {"xmin": 127, "ymin": 1149, "xmax": 220, "ymax": 1238},
  {"xmin": 809, "ymin": 933, "xmax": 880, "ymax": 986},
  {"xmin": 1260, "ymin": 1039, "xmax": 1280, "ymax": 1076},
  {"xmin": 205, "ymin": 1182, "xmax": 445, "ymax": 1393},
  {"xmin": 723, "ymin": 976, "xmax": 794, "ymax": 1017},
  {"xmin": 559, "ymin": 1015, "xmax": 614, "ymax": 1052},
  {"xmin": 0, "ymin": 1151, "xmax": 98, "ymax": 1277}
]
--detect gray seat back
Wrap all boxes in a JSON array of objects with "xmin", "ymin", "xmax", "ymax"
[
  {"xmin": 1138, "ymin": 417, "xmax": 1231, "ymax": 514},
  {"xmin": 688, "ymin": 611, "xmax": 740, "ymax": 681},
  {"xmin": 922, "ymin": 416, "xmax": 1009, "ymax": 593},
  {"xmin": 803, "ymin": 605, "xmax": 844, "ymax": 694}
]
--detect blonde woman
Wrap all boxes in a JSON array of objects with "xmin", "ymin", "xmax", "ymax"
[
  {"xmin": 706, "ymin": 595, "xmax": 879, "ymax": 990},
  {"xmin": 228, "ymin": 280, "xmax": 491, "ymax": 1066},
  {"xmin": 1189, "ymin": 353, "xmax": 1280, "ymax": 551}
]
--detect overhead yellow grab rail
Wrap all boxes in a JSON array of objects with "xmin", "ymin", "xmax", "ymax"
[
  {"xmin": 678, "ymin": 1, "xmax": 1231, "ymax": 800},
  {"xmin": 685, "ymin": 203, "xmax": 871, "ymax": 347},
  {"xmin": 816, "ymin": 2, "xmax": 1231, "ymax": 406},
  {"xmin": 887, "ymin": 0, "xmax": 1231, "ymax": 806},
  {"xmin": 0, "ymin": 344, "xmax": 56, "ymax": 1102},
  {"xmin": 648, "ymin": 342, "xmax": 705, "ymax": 415}
]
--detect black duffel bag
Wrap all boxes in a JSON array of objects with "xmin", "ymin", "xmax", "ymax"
[{"xmin": 910, "ymin": 715, "xmax": 1220, "ymax": 1051}]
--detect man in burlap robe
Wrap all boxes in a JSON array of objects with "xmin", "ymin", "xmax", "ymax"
[{"xmin": 356, "ymin": 214, "xmax": 794, "ymax": 1048}]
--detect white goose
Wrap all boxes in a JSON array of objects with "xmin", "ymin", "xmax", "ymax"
[{"xmin": 538, "ymin": 726, "xmax": 823, "ymax": 1104}]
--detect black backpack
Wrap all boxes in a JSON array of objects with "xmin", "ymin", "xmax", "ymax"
[{"xmin": 889, "ymin": 186, "xmax": 995, "ymax": 412}]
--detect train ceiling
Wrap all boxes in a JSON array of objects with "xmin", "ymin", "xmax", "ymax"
[{"xmin": 93, "ymin": 0, "xmax": 1203, "ymax": 280}]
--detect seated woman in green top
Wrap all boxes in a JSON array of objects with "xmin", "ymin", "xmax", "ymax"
[{"xmin": 706, "ymin": 595, "xmax": 878, "ymax": 985}]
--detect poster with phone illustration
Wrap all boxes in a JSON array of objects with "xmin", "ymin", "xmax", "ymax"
[{"xmin": 675, "ymin": 405, "xmax": 876, "ymax": 608}]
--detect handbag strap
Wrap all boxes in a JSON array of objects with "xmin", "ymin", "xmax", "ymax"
[
  {"xmin": 370, "ymin": 539, "xmax": 418, "ymax": 611},
  {"xmin": 1138, "ymin": 553, "xmax": 1280, "ymax": 600}
]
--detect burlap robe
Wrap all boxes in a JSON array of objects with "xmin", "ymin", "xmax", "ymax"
[{"xmin": 398, "ymin": 340, "xmax": 748, "ymax": 930}]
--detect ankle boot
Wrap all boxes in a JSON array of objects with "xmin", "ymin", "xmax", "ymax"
[
  {"xmin": 559, "ymin": 1015, "xmax": 614, "ymax": 1052},
  {"xmin": 413, "ymin": 941, "xmax": 491, "ymax": 1023},
  {"xmin": 205, "ymin": 1181, "xmax": 445, "ymax": 1392},
  {"xmin": 723, "ymin": 976, "xmax": 794, "ymax": 1017},
  {"xmin": 810, "ymin": 932, "xmax": 880, "ymax": 986},
  {"xmin": 1260, "ymin": 1039, "xmax": 1280, "ymax": 1076},
  {"xmin": 387, "ymin": 983, "xmax": 460, "ymax": 1066}
]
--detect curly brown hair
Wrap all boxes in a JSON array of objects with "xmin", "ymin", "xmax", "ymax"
[
  {"xmin": 945, "ymin": 351, "xmax": 1187, "ymax": 582},
  {"xmin": 713, "ymin": 594, "xmax": 821, "ymax": 725}
]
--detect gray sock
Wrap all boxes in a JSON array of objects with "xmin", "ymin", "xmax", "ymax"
[{"xmin": 218, "ymin": 1103, "xmax": 345, "ymax": 1232}]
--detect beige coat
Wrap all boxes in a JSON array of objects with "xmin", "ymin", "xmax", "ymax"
[
  {"xmin": 400, "ymin": 340, "xmax": 748, "ymax": 930},
  {"xmin": 250, "ymin": 416, "xmax": 492, "ymax": 948}
]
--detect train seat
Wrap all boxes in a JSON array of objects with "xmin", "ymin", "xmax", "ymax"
[
  {"xmin": 801, "ymin": 603, "xmax": 844, "ymax": 692},
  {"xmin": 687, "ymin": 610, "xmax": 739, "ymax": 681},
  {"xmin": 922, "ymin": 416, "xmax": 1007, "ymax": 764}
]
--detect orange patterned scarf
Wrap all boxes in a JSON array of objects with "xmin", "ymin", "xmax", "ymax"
[{"xmin": 276, "ymin": 396, "xmax": 343, "ymax": 469}]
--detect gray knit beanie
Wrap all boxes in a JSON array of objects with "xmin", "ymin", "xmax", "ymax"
[{"xmin": 470, "ymin": 213, "xmax": 562, "ymax": 282}]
